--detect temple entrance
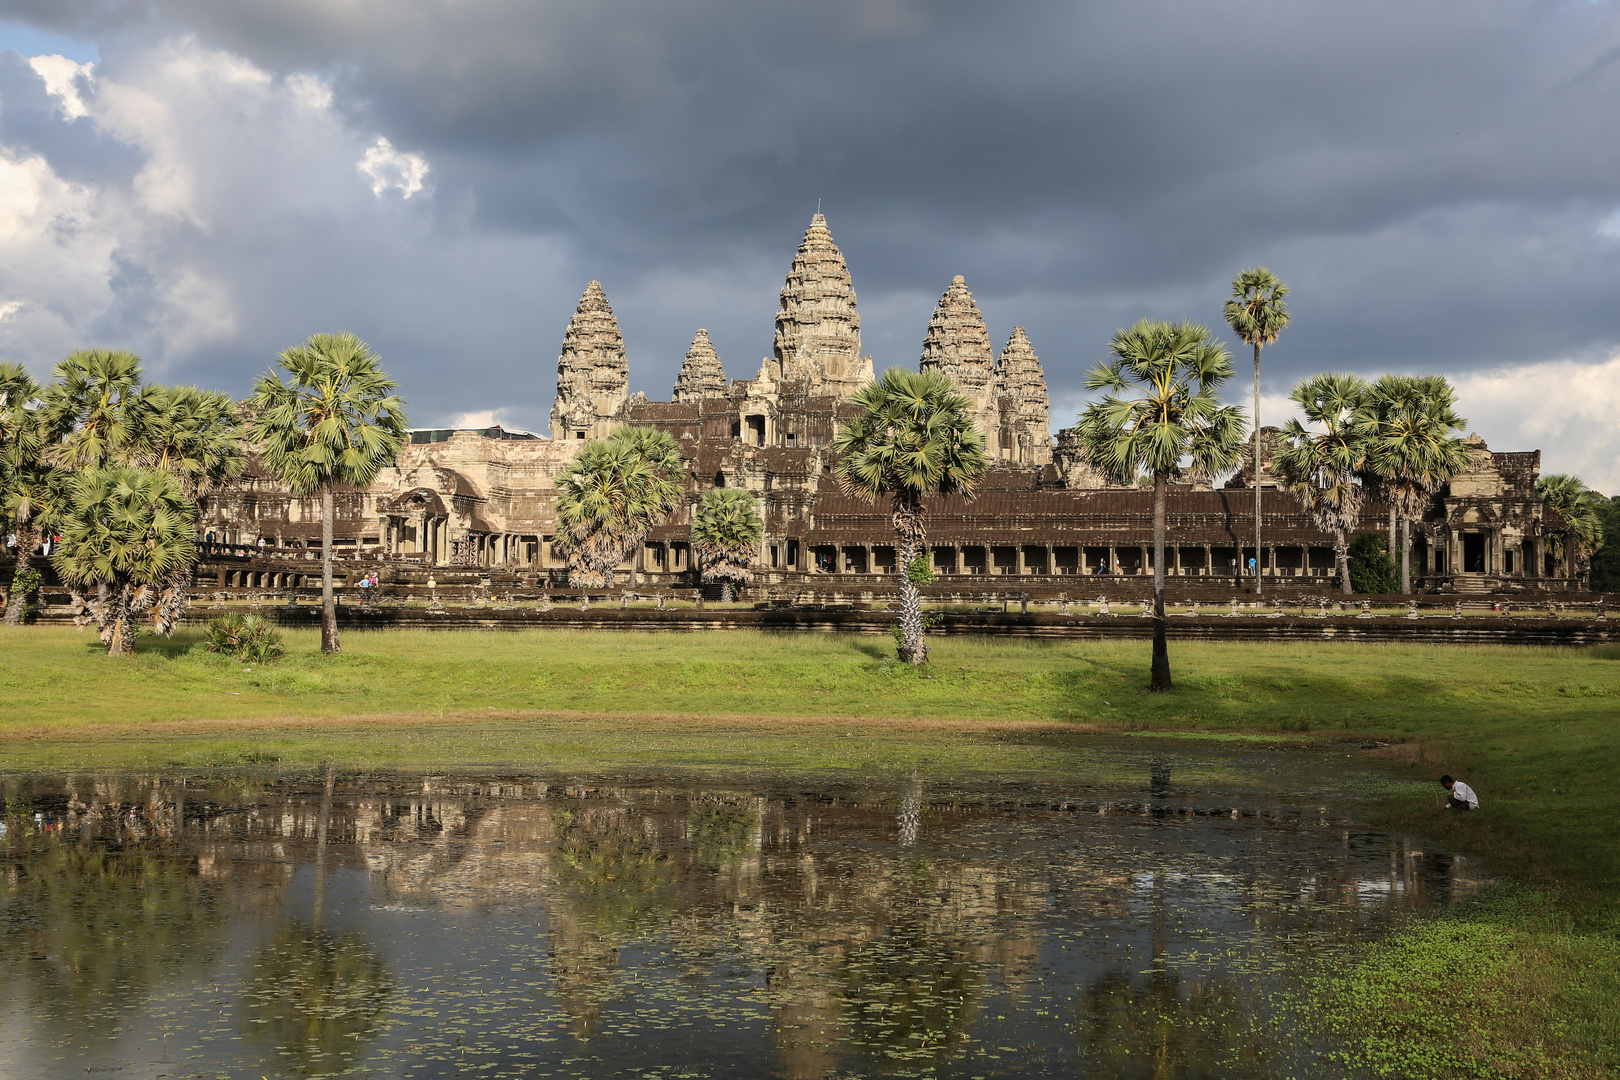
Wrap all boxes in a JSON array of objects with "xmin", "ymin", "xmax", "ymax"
[{"xmin": 1463, "ymin": 533, "xmax": 1486, "ymax": 573}]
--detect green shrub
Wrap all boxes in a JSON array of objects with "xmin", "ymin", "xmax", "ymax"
[
  {"xmin": 1348, "ymin": 532, "xmax": 1398, "ymax": 593},
  {"xmin": 204, "ymin": 614, "xmax": 285, "ymax": 663},
  {"xmin": 9, "ymin": 568, "xmax": 41, "ymax": 616}
]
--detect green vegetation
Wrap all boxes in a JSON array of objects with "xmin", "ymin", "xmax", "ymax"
[
  {"xmin": 834, "ymin": 366, "xmax": 990, "ymax": 665},
  {"xmin": 250, "ymin": 332, "xmax": 409, "ymax": 654},
  {"xmin": 202, "ymin": 613, "xmax": 285, "ymax": 663},
  {"xmin": 1, "ymin": 626, "xmax": 1617, "ymax": 1076},
  {"xmin": 1348, "ymin": 531, "xmax": 1399, "ymax": 594},
  {"xmin": 1077, "ymin": 318, "xmax": 1246, "ymax": 689},
  {"xmin": 691, "ymin": 485, "xmax": 762, "ymax": 598},
  {"xmin": 1223, "ymin": 266, "xmax": 1291, "ymax": 598}
]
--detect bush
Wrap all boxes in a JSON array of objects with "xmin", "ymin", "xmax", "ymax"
[
  {"xmin": 1347, "ymin": 533, "xmax": 1398, "ymax": 594},
  {"xmin": 8, "ymin": 568, "xmax": 41, "ymax": 616},
  {"xmin": 204, "ymin": 614, "xmax": 285, "ymax": 663}
]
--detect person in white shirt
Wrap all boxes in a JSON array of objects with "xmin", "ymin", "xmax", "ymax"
[{"xmin": 1441, "ymin": 774, "xmax": 1478, "ymax": 811}]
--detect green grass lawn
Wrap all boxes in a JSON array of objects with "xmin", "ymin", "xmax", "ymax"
[{"xmin": 3, "ymin": 624, "xmax": 1618, "ymax": 1077}]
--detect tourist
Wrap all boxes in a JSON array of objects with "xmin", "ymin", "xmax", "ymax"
[{"xmin": 1440, "ymin": 774, "xmax": 1478, "ymax": 811}]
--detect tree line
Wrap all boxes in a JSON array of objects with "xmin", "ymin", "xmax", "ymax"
[
  {"xmin": 3, "ymin": 286, "xmax": 1610, "ymax": 671},
  {"xmin": 0, "ymin": 334, "xmax": 407, "ymax": 655}
]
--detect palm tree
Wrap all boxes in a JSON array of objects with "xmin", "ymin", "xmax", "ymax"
[
  {"xmin": 554, "ymin": 426, "xmax": 684, "ymax": 588},
  {"xmin": 1, "ymin": 362, "xmax": 59, "ymax": 625},
  {"xmin": 135, "ymin": 384, "xmax": 246, "ymax": 507},
  {"xmin": 834, "ymin": 368, "xmax": 989, "ymax": 665},
  {"xmin": 691, "ymin": 487, "xmax": 762, "ymax": 601},
  {"xmin": 1078, "ymin": 320, "xmax": 1244, "ymax": 692},
  {"xmin": 1363, "ymin": 375, "xmax": 1468, "ymax": 593},
  {"xmin": 1273, "ymin": 373, "xmax": 1372, "ymax": 596},
  {"xmin": 39, "ymin": 349, "xmax": 149, "ymax": 471},
  {"xmin": 52, "ymin": 466, "xmax": 197, "ymax": 655},
  {"xmin": 250, "ymin": 333, "xmax": 408, "ymax": 654},
  {"xmin": 1223, "ymin": 268, "xmax": 1290, "ymax": 595},
  {"xmin": 1536, "ymin": 473, "xmax": 1604, "ymax": 580}
]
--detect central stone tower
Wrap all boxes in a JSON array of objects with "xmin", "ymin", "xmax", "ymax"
[
  {"xmin": 919, "ymin": 275, "xmax": 1000, "ymax": 457},
  {"xmin": 771, "ymin": 213, "xmax": 873, "ymax": 397}
]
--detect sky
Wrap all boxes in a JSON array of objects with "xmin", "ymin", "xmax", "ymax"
[{"xmin": 0, "ymin": 1, "xmax": 1616, "ymax": 491}]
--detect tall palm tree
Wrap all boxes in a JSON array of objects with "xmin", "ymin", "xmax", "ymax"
[
  {"xmin": 39, "ymin": 349, "xmax": 150, "ymax": 471},
  {"xmin": 1078, "ymin": 320, "xmax": 1244, "ymax": 692},
  {"xmin": 554, "ymin": 426, "xmax": 684, "ymax": 588},
  {"xmin": 250, "ymin": 333, "xmax": 408, "ymax": 654},
  {"xmin": 835, "ymin": 368, "xmax": 988, "ymax": 665},
  {"xmin": 1223, "ymin": 268, "xmax": 1290, "ymax": 595},
  {"xmin": 1273, "ymin": 373, "xmax": 1372, "ymax": 596},
  {"xmin": 1, "ymin": 362, "xmax": 58, "ymax": 625},
  {"xmin": 52, "ymin": 466, "xmax": 197, "ymax": 656},
  {"xmin": 691, "ymin": 487, "xmax": 762, "ymax": 601},
  {"xmin": 1363, "ymin": 375, "xmax": 1468, "ymax": 593},
  {"xmin": 1536, "ymin": 473, "xmax": 1604, "ymax": 580}
]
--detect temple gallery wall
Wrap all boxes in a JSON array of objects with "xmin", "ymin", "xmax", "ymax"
[{"xmin": 200, "ymin": 214, "xmax": 1581, "ymax": 594}]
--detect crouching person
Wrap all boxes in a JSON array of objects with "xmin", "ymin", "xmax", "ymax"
[{"xmin": 1440, "ymin": 774, "xmax": 1479, "ymax": 811}]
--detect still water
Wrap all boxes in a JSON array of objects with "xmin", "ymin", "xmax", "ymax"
[{"xmin": 1, "ymin": 742, "xmax": 1477, "ymax": 1079}]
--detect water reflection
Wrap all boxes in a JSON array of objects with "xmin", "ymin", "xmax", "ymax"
[{"xmin": 0, "ymin": 754, "xmax": 1480, "ymax": 1079}]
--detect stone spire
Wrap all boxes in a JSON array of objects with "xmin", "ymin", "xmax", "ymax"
[
  {"xmin": 995, "ymin": 327, "xmax": 1051, "ymax": 464},
  {"xmin": 551, "ymin": 280, "xmax": 629, "ymax": 441},
  {"xmin": 772, "ymin": 213, "xmax": 872, "ymax": 397},
  {"xmin": 672, "ymin": 328, "xmax": 728, "ymax": 402},
  {"xmin": 919, "ymin": 275, "xmax": 999, "ymax": 455}
]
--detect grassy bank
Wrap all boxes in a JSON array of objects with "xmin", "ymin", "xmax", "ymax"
[{"xmin": 3, "ymin": 625, "xmax": 1618, "ymax": 1075}]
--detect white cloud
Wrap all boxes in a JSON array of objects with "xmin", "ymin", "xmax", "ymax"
[
  {"xmin": 0, "ymin": 36, "xmax": 443, "ymax": 374},
  {"xmin": 450, "ymin": 409, "xmax": 509, "ymax": 428},
  {"xmin": 27, "ymin": 54, "xmax": 92, "ymax": 120},
  {"xmin": 1449, "ymin": 354, "xmax": 1620, "ymax": 494},
  {"xmin": 359, "ymin": 137, "xmax": 429, "ymax": 198},
  {"xmin": 1599, "ymin": 209, "xmax": 1620, "ymax": 239}
]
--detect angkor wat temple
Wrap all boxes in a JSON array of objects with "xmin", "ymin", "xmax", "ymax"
[{"xmin": 205, "ymin": 214, "xmax": 1581, "ymax": 594}]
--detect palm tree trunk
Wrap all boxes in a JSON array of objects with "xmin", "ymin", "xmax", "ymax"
[
  {"xmin": 107, "ymin": 583, "xmax": 135, "ymax": 657},
  {"xmin": 3, "ymin": 523, "xmax": 37, "ymax": 625},
  {"xmin": 312, "ymin": 762, "xmax": 335, "ymax": 933},
  {"xmin": 895, "ymin": 494, "xmax": 927, "ymax": 666},
  {"xmin": 1335, "ymin": 529, "xmax": 1352, "ymax": 595},
  {"xmin": 321, "ymin": 484, "xmax": 340, "ymax": 654},
  {"xmin": 1400, "ymin": 516, "xmax": 1411, "ymax": 594},
  {"xmin": 1150, "ymin": 470, "xmax": 1171, "ymax": 692},
  {"xmin": 1252, "ymin": 341, "xmax": 1262, "ymax": 596}
]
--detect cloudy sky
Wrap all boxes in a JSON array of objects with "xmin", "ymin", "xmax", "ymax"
[{"xmin": 0, "ymin": 1, "xmax": 1616, "ymax": 489}]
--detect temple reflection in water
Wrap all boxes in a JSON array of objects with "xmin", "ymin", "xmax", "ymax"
[{"xmin": 1, "ymin": 763, "xmax": 1480, "ymax": 1079}]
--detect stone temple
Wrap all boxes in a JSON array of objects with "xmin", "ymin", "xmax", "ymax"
[{"xmin": 203, "ymin": 214, "xmax": 1584, "ymax": 593}]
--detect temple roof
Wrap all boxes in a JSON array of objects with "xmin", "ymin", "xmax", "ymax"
[
  {"xmin": 772, "ymin": 214, "xmax": 870, "ymax": 396},
  {"xmin": 920, "ymin": 275, "xmax": 994, "ymax": 398},
  {"xmin": 672, "ymin": 328, "xmax": 728, "ymax": 402}
]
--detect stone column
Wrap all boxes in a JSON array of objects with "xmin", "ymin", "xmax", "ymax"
[
  {"xmin": 1107, "ymin": 545, "xmax": 1117, "ymax": 576},
  {"xmin": 1202, "ymin": 543, "xmax": 1213, "ymax": 578},
  {"xmin": 1139, "ymin": 544, "xmax": 1149, "ymax": 577},
  {"xmin": 1016, "ymin": 546, "xmax": 1027, "ymax": 575}
]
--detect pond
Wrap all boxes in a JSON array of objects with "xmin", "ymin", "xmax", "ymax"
[{"xmin": 0, "ymin": 739, "xmax": 1478, "ymax": 1079}]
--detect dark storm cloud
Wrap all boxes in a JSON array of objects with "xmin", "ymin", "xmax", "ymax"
[{"xmin": 2, "ymin": 0, "xmax": 1618, "ymax": 469}]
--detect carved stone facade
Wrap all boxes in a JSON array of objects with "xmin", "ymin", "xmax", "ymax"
[
  {"xmin": 671, "ymin": 329, "xmax": 728, "ymax": 403},
  {"xmin": 550, "ymin": 281, "xmax": 629, "ymax": 442},
  {"xmin": 770, "ymin": 213, "xmax": 872, "ymax": 397},
  {"xmin": 193, "ymin": 213, "xmax": 1582, "ymax": 593}
]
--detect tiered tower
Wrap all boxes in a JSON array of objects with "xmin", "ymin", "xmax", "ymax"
[
  {"xmin": 771, "ymin": 214, "xmax": 873, "ymax": 397},
  {"xmin": 672, "ymin": 329, "xmax": 728, "ymax": 402},
  {"xmin": 995, "ymin": 327, "xmax": 1051, "ymax": 464},
  {"xmin": 919, "ymin": 275, "xmax": 999, "ymax": 456},
  {"xmin": 551, "ymin": 281, "xmax": 629, "ymax": 441}
]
